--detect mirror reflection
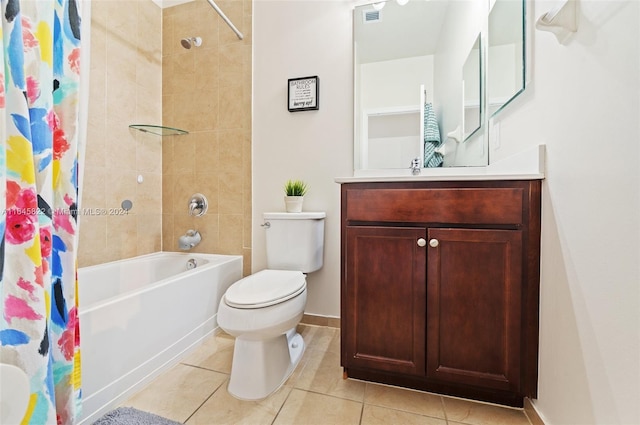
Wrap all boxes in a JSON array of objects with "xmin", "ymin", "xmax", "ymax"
[
  {"xmin": 366, "ymin": 110, "xmax": 421, "ymax": 169},
  {"xmin": 463, "ymin": 35, "xmax": 482, "ymax": 141},
  {"xmin": 487, "ymin": 0, "xmax": 525, "ymax": 117},
  {"xmin": 354, "ymin": 0, "xmax": 487, "ymax": 170}
]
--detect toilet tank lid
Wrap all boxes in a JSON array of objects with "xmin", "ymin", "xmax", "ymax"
[{"xmin": 264, "ymin": 212, "xmax": 325, "ymax": 220}]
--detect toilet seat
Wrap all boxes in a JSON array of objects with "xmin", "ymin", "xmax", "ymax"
[{"xmin": 224, "ymin": 270, "xmax": 306, "ymax": 309}]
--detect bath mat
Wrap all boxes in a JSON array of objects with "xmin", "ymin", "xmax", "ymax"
[{"xmin": 92, "ymin": 407, "xmax": 182, "ymax": 425}]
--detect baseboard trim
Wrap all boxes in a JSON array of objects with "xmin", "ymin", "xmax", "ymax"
[
  {"xmin": 301, "ymin": 313, "xmax": 340, "ymax": 328},
  {"xmin": 524, "ymin": 398, "xmax": 545, "ymax": 425}
]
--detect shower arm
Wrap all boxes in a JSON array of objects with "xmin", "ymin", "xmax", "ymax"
[{"xmin": 205, "ymin": 0, "xmax": 244, "ymax": 40}]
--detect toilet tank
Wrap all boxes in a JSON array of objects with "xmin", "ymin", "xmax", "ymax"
[{"xmin": 263, "ymin": 212, "xmax": 325, "ymax": 273}]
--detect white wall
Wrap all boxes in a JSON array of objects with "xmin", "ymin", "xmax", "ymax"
[
  {"xmin": 253, "ymin": 0, "xmax": 353, "ymax": 317},
  {"xmin": 490, "ymin": 1, "xmax": 640, "ymax": 423},
  {"xmin": 253, "ymin": 0, "xmax": 640, "ymax": 423}
]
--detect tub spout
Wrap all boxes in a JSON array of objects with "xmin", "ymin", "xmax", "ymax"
[{"xmin": 178, "ymin": 230, "xmax": 201, "ymax": 250}]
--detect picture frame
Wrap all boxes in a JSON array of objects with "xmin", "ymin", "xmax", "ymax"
[{"xmin": 288, "ymin": 76, "xmax": 319, "ymax": 112}]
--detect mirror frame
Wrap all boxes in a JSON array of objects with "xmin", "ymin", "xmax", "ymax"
[
  {"xmin": 463, "ymin": 34, "xmax": 482, "ymax": 142},
  {"xmin": 487, "ymin": 0, "xmax": 526, "ymax": 118}
]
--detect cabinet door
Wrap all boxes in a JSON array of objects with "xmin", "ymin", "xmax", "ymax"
[
  {"xmin": 344, "ymin": 226, "xmax": 426, "ymax": 376},
  {"xmin": 426, "ymin": 228, "xmax": 522, "ymax": 392}
]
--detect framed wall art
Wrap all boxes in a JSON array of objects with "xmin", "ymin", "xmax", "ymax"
[{"xmin": 288, "ymin": 76, "xmax": 319, "ymax": 112}]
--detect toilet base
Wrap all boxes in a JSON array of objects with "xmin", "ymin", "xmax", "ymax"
[{"xmin": 227, "ymin": 328, "xmax": 305, "ymax": 400}]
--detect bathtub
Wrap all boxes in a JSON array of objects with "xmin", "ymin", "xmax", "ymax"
[{"xmin": 77, "ymin": 252, "xmax": 242, "ymax": 424}]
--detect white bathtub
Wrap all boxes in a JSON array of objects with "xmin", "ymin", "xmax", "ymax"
[{"xmin": 77, "ymin": 252, "xmax": 242, "ymax": 424}]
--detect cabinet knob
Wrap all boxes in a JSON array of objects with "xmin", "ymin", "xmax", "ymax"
[
  {"xmin": 429, "ymin": 239, "xmax": 439, "ymax": 248},
  {"xmin": 417, "ymin": 238, "xmax": 427, "ymax": 247}
]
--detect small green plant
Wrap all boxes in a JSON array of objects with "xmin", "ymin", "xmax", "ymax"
[{"xmin": 284, "ymin": 179, "xmax": 308, "ymax": 197}]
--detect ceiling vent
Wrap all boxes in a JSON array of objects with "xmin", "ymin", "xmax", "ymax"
[{"xmin": 363, "ymin": 9, "xmax": 381, "ymax": 23}]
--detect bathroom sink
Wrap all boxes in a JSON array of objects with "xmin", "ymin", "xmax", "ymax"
[{"xmin": 337, "ymin": 145, "xmax": 545, "ymax": 183}]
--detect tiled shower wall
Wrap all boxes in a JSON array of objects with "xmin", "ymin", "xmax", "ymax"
[
  {"xmin": 79, "ymin": 1, "xmax": 163, "ymax": 267},
  {"xmin": 161, "ymin": 0, "xmax": 252, "ymax": 276},
  {"xmin": 80, "ymin": 0, "xmax": 251, "ymax": 271}
]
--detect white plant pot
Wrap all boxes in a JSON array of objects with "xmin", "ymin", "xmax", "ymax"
[{"xmin": 284, "ymin": 196, "xmax": 304, "ymax": 213}]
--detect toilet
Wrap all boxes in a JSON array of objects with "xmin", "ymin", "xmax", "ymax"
[{"xmin": 217, "ymin": 211, "xmax": 325, "ymax": 400}]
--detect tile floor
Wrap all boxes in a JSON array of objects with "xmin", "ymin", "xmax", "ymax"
[{"xmin": 123, "ymin": 325, "xmax": 534, "ymax": 425}]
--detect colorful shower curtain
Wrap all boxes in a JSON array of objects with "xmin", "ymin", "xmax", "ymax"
[{"xmin": 1, "ymin": 0, "xmax": 82, "ymax": 423}]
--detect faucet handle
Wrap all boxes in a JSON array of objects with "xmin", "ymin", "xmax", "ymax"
[
  {"xmin": 410, "ymin": 157, "xmax": 421, "ymax": 175},
  {"xmin": 188, "ymin": 193, "xmax": 208, "ymax": 216}
]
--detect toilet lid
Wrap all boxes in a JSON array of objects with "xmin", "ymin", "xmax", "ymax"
[{"xmin": 224, "ymin": 270, "xmax": 306, "ymax": 309}]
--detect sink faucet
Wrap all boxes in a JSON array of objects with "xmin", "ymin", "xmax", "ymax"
[{"xmin": 410, "ymin": 157, "xmax": 421, "ymax": 175}]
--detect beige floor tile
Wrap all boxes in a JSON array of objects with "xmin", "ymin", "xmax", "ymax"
[
  {"xmin": 282, "ymin": 324, "xmax": 339, "ymax": 389},
  {"xmin": 299, "ymin": 324, "xmax": 340, "ymax": 354},
  {"xmin": 443, "ymin": 397, "xmax": 531, "ymax": 425},
  {"xmin": 181, "ymin": 332, "xmax": 235, "ymax": 374},
  {"xmin": 361, "ymin": 404, "xmax": 447, "ymax": 425},
  {"xmin": 282, "ymin": 346, "xmax": 311, "ymax": 388},
  {"xmin": 119, "ymin": 325, "xmax": 532, "ymax": 425},
  {"xmin": 294, "ymin": 349, "xmax": 365, "ymax": 402},
  {"xmin": 273, "ymin": 389, "xmax": 362, "ymax": 425},
  {"xmin": 186, "ymin": 377, "xmax": 292, "ymax": 425},
  {"xmin": 364, "ymin": 383, "xmax": 446, "ymax": 419},
  {"xmin": 123, "ymin": 363, "xmax": 227, "ymax": 423},
  {"xmin": 327, "ymin": 333, "xmax": 341, "ymax": 355}
]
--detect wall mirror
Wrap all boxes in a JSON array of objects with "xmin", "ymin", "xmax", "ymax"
[
  {"xmin": 487, "ymin": 0, "xmax": 526, "ymax": 117},
  {"xmin": 353, "ymin": 0, "xmax": 526, "ymax": 171}
]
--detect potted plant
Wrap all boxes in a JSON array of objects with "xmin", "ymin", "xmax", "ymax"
[{"xmin": 284, "ymin": 179, "xmax": 308, "ymax": 212}]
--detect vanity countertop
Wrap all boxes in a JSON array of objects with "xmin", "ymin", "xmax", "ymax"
[{"xmin": 336, "ymin": 145, "xmax": 545, "ymax": 184}]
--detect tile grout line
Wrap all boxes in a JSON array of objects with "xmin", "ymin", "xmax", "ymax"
[
  {"xmin": 358, "ymin": 382, "xmax": 449, "ymax": 423},
  {"xmin": 181, "ymin": 376, "xmax": 228, "ymax": 424},
  {"xmin": 359, "ymin": 381, "xmax": 368, "ymax": 425},
  {"xmin": 179, "ymin": 361, "xmax": 231, "ymax": 375},
  {"xmin": 270, "ymin": 385, "xmax": 295, "ymax": 425},
  {"xmin": 441, "ymin": 395, "xmax": 450, "ymax": 424},
  {"xmin": 358, "ymin": 400, "xmax": 365, "ymax": 425}
]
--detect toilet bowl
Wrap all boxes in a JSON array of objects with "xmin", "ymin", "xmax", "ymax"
[
  {"xmin": 217, "ymin": 211, "xmax": 325, "ymax": 401},
  {"xmin": 0, "ymin": 363, "xmax": 30, "ymax": 424},
  {"xmin": 218, "ymin": 269, "xmax": 307, "ymax": 400}
]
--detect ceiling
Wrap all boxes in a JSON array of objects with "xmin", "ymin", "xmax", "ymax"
[
  {"xmin": 155, "ymin": 0, "xmax": 521, "ymax": 58},
  {"xmin": 354, "ymin": 0, "xmax": 448, "ymax": 64}
]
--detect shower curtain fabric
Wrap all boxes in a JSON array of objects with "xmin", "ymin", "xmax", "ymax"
[{"xmin": 0, "ymin": 0, "xmax": 82, "ymax": 423}]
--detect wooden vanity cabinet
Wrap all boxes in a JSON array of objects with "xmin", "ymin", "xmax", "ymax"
[
  {"xmin": 340, "ymin": 180, "xmax": 541, "ymax": 407},
  {"xmin": 344, "ymin": 226, "xmax": 427, "ymax": 376}
]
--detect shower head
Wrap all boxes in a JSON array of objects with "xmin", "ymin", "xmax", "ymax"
[{"xmin": 180, "ymin": 37, "xmax": 202, "ymax": 49}]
